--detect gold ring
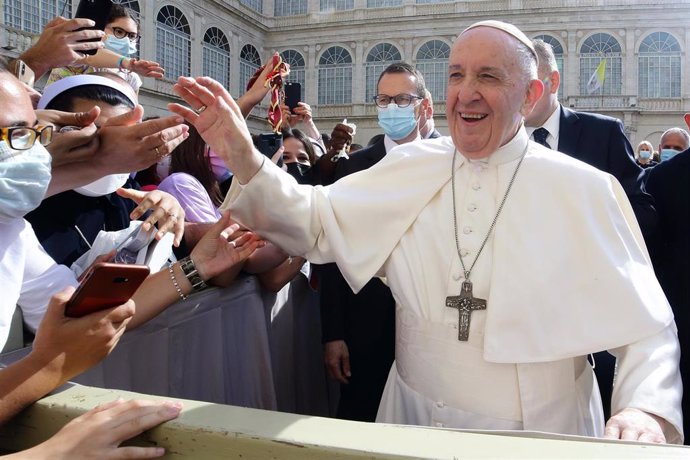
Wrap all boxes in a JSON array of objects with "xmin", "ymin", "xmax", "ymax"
[
  {"xmin": 197, "ymin": 105, "xmax": 207, "ymax": 114},
  {"xmin": 155, "ymin": 146, "xmax": 162, "ymax": 158}
]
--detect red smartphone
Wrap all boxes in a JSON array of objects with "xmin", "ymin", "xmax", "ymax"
[
  {"xmin": 65, "ymin": 262, "xmax": 149, "ymax": 318},
  {"xmin": 75, "ymin": 0, "xmax": 114, "ymax": 56}
]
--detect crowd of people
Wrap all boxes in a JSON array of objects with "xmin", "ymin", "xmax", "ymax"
[{"xmin": 0, "ymin": 6, "xmax": 689, "ymax": 457}]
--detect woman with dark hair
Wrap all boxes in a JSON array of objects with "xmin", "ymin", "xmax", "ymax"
[
  {"xmin": 282, "ymin": 128, "xmax": 316, "ymax": 185},
  {"xmin": 157, "ymin": 124, "xmax": 224, "ymax": 223},
  {"xmin": 46, "ymin": 4, "xmax": 163, "ymax": 92}
]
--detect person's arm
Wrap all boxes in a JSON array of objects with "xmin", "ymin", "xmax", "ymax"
[
  {"xmin": 46, "ymin": 107, "xmax": 188, "ymax": 197},
  {"xmin": 0, "ymin": 288, "xmax": 134, "ymax": 424},
  {"xmin": 605, "ymin": 324, "xmax": 683, "ymax": 443},
  {"xmin": 17, "ymin": 17, "xmax": 104, "ymax": 80},
  {"xmin": 3, "ymin": 399, "xmax": 182, "ymax": 459},
  {"xmin": 257, "ymin": 256, "xmax": 306, "ymax": 292},
  {"xmin": 126, "ymin": 212, "xmax": 261, "ymax": 328},
  {"xmin": 80, "ymin": 48, "xmax": 165, "ymax": 79},
  {"xmin": 319, "ymin": 263, "xmax": 351, "ymax": 384},
  {"xmin": 236, "ymin": 53, "xmax": 282, "ymax": 119}
]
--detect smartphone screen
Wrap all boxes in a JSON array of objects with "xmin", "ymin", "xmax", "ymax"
[
  {"xmin": 255, "ymin": 133, "xmax": 283, "ymax": 167},
  {"xmin": 65, "ymin": 262, "xmax": 149, "ymax": 317},
  {"xmin": 75, "ymin": 0, "xmax": 114, "ymax": 55},
  {"xmin": 284, "ymin": 82, "xmax": 301, "ymax": 114}
]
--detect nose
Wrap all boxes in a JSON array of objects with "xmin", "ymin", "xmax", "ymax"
[{"xmin": 454, "ymin": 78, "xmax": 481, "ymax": 106}]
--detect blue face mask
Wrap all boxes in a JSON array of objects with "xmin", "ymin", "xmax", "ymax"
[
  {"xmin": 104, "ymin": 35, "xmax": 137, "ymax": 56},
  {"xmin": 660, "ymin": 148, "xmax": 680, "ymax": 162},
  {"xmin": 0, "ymin": 140, "xmax": 52, "ymax": 224},
  {"xmin": 377, "ymin": 103, "xmax": 418, "ymax": 141},
  {"xmin": 638, "ymin": 150, "xmax": 652, "ymax": 160}
]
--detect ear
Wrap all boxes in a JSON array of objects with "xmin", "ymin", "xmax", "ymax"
[
  {"xmin": 520, "ymin": 79, "xmax": 544, "ymax": 117},
  {"xmin": 423, "ymin": 97, "xmax": 433, "ymax": 118},
  {"xmin": 548, "ymin": 70, "xmax": 560, "ymax": 95},
  {"xmin": 684, "ymin": 113, "xmax": 690, "ymax": 131}
]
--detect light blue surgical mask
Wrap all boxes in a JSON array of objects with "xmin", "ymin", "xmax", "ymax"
[
  {"xmin": 0, "ymin": 140, "xmax": 52, "ymax": 224},
  {"xmin": 638, "ymin": 149, "xmax": 652, "ymax": 160},
  {"xmin": 377, "ymin": 103, "xmax": 419, "ymax": 141},
  {"xmin": 104, "ymin": 35, "xmax": 137, "ymax": 56},
  {"xmin": 660, "ymin": 148, "xmax": 680, "ymax": 162}
]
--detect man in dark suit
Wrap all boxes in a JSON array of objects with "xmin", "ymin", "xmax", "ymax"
[
  {"xmin": 645, "ymin": 119, "xmax": 690, "ymax": 442},
  {"xmin": 525, "ymin": 39, "xmax": 658, "ymax": 421},
  {"xmin": 321, "ymin": 62, "xmax": 433, "ymax": 421}
]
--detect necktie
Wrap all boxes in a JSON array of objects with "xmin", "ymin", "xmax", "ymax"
[{"xmin": 532, "ymin": 127, "xmax": 551, "ymax": 149}]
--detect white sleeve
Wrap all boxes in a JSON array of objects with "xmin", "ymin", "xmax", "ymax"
[
  {"xmin": 18, "ymin": 230, "xmax": 78, "ymax": 332},
  {"xmin": 609, "ymin": 324, "xmax": 683, "ymax": 443}
]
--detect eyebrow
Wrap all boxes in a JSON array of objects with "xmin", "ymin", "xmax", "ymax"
[{"xmin": 448, "ymin": 64, "xmax": 506, "ymax": 75}]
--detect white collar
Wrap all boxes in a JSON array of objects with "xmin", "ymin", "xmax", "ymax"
[{"xmin": 384, "ymin": 133, "xmax": 421, "ymax": 154}]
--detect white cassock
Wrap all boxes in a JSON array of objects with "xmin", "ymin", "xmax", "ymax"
[{"xmin": 222, "ymin": 128, "xmax": 683, "ymax": 443}]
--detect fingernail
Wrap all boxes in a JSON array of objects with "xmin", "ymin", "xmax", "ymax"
[
  {"xmin": 143, "ymin": 223, "xmax": 151, "ymax": 231},
  {"xmin": 175, "ymin": 116, "xmax": 184, "ymax": 123}
]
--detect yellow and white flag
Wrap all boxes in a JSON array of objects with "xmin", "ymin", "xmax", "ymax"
[{"xmin": 587, "ymin": 58, "xmax": 607, "ymax": 94}]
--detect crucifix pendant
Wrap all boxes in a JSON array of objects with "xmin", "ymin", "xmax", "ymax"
[{"xmin": 445, "ymin": 281, "xmax": 487, "ymax": 341}]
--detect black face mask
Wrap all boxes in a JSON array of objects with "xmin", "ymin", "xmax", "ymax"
[{"xmin": 286, "ymin": 162, "xmax": 313, "ymax": 185}]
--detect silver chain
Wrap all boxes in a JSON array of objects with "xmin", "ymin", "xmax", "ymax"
[{"xmin": 451, "ymin": 143, "xmax": 528, "ymax": 282}]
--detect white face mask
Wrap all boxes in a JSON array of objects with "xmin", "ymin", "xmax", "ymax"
[
  {"xmin": 74, "ymin": 173, "xmax": 129, "ymax": 197},
  {"xmin": 0, "ymin": 140, "xmax": 52, "ymax": 223}
]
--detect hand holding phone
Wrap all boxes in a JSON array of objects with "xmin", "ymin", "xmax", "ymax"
[
  {"xmin": 284, "ymin": 82, "xmax": 301, "ymax": 114},
  {"xmin": 75, "ymin": 0, "xmax": 114, "ymax": 56},
  {"xmin": 65, "ymin": 262, "xmax": 149, "ymax": 317}
]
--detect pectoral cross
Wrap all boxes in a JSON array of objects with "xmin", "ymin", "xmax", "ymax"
[{"xmin": 445, "ymin": 281, "xmax": 487, "ymax": 341}]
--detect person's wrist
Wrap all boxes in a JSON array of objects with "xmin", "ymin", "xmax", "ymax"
[{"xmin": 17, "ymin": 52, "xmax": 49, "ymax": 80}]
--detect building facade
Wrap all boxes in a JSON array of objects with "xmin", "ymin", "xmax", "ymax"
[{"xmin": 1, "ymin": 0, "xmax": 689, "ymax": 146}]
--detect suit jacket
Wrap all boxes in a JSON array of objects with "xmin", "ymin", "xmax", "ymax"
[
  {"xmin": 644, "ymin": 149, "xmax": 690, "ymax": 441},
  {"xmin": 557, "ymin": 106, "xmax": 657, "ymax": 240}
]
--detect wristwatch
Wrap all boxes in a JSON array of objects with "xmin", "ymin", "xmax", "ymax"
[
  {"xmin": 11, "ymin": 59, "xmax": 35, "ymax": 87},
  {"xmin": 179, "ymin": 256, "xmax": 208, "ymax": 292}
]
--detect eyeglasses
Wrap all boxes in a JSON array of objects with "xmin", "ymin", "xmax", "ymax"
[
  {"xmin": 373, "ymin": 94, "xmax": 423, "ymax": 108},
  {"xmin": 0, "ymin": 125, "xmax": 53, "ymax": 150},
  {"xmin": 111, "ymin": 26, "xmax": 139, "ymax": 42}
]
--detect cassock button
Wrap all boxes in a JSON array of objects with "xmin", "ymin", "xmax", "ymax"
[
  {"xmin": 463, "ymin": 226, "xmax": 472, "ymax": 234},
  {"xmin": 436, "ymin": 401, "xmax": 445, "ymax": 408},
  {"xmin": 472, "ymin": 183, "xmax": 481, "ymax": 191},
  {"xmin": 460, "ymin": 248, "xmax": 469, "ymax": 257},
  {"xmin": 467, "ymin": 203, "xmax": 477, "ymax": 212}
]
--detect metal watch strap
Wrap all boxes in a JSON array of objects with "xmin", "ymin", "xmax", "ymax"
[{"xmin": 179, "ymin": 256, "xmax": 208, "ymax": 292}]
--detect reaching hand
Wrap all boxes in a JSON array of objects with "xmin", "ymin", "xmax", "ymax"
[
  {"xmin": 117, "ymin": 188, "xmax": 186, "ymax": 247},
  {"xmin": 169, "ymin": 76, "xmax": 259, "ymax": 183},
  {"xmin": 19, "ymin": 17, "xmax": 105, "ymax": 79},
  {"xmin": 190, "ymin": 211, "xmax": 262, "ymax": 282},
  {"xmin": 37, "ymin": 107, "xmax": 101, "ymax": 167},
  {"xmin": 324, "ymin": 340, "xmax": 351, "ymax": 384},
  {"xmin": 21, "ymin": 399, "xmax": 182, "ymax": 460},
  {"xmin": 97, "ymin": 106, "xmax": 189, "ymax": 173},
  {"xmin": 129, "ymin": 58, "xmax": 165, "ymax": 79},
  {"xmin": 30, "ymin": 286, "xmax": 135, "ymax": 385},
  {"xmin": 604, "ymin": 407, "xmax": 667, "ymax": 443},
  {"xmin": 329, "ymin": 123, "xmax": 355, "ymax": 153}
]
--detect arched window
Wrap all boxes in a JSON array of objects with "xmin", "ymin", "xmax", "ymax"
[
  {"xmin": 318, "ymin": 46, "xmax": 352, "ymax": 104},
  {"xmin": 240, "ymin": 0, "xmax": 262, "ymax": 13},
  {"xmin": 638, "ymin": 32, "xmax": 681, "ymax": 99},
  {"xmin": 275, "ymin": 0, "xmax": 306, "ymax": 16},
  {"xmin": 367, "ymin": 0, "xmax": 402, "ymax": 7},
  {"xmin": 534, "ymin": 34, "xmax": 564, "ymax": 100},
  {"xmin": 281, "ymin": 50, "xmax": 306, "ymax": 101},
  {"xmin": 579, "ymin": 33, "xmax": 622, "ymax": 96},
  {"xmin": 365, "ymin": 43, "xmax": 402, "ymax": 101},
  {"xmin": 112, "ymin": 0, "xmax": 140, "ymax": 14},
  {"xmin": 415, "ymin": 40, "xmax": 450, "ymax": 101},
  {"xmin": 203, "ymin": 27, "xmax": 230, "ymax": 89},
  {"xmin": 156, "ymin": 6, "xmax": 190, "ymax": 81},
  {"xmin": 320, "ymin": 0, "xmax": 353, "ymax": 11},
  {"xmin": 240, "ymin": 44, "xmax": 261, "ymax": 94},
  {"xmin": 4, "ymin": 0, "xmax": 71, "ymax": 34}
]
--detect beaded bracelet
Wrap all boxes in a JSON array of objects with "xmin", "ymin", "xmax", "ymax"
[{"xmin": 168, "ymin": 262, "xmax": 187, "ymax": 301}]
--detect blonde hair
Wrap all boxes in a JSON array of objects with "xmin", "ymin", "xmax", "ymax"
[{"xmin": 636, "ymin": 141, "xmax": 653, "ymax": 159}]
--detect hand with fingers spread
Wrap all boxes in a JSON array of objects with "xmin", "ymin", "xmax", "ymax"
[
  {"xmin": 604, "ymin": 408, "xmax": 667, "ymax": 443},
  {"xmin": 127, "ymin": 58, "xmax": 165, "ymax": 79},
  {"xmin": 97, "ymin": 106, "xmax": 189, "ymax": 173},
  {"xmin": 19, "ymin": 17, "xmax": 105, "ymax": 79},
  {"xmin": 37, "ymin": 107, "xmax": 101, "ymax": 167},
  {"xmin": 13, "ymin": 399, "xmax": 182, "ymax": 460},
  {"xmin": 169, "ymin": 76, "xmax": 261, "ymax": 184},
  {"xmin": 117, "ymin": 188, "xmax": 185, "ymax": 247},
  {"xmin": 190, "ymin": 211, "xmax": 262, "ymax": 283}
]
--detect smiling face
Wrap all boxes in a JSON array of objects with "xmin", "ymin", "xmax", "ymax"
[{"xmin": 446, "ymin": 27, "xmax": 542, "ymax": 159}]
